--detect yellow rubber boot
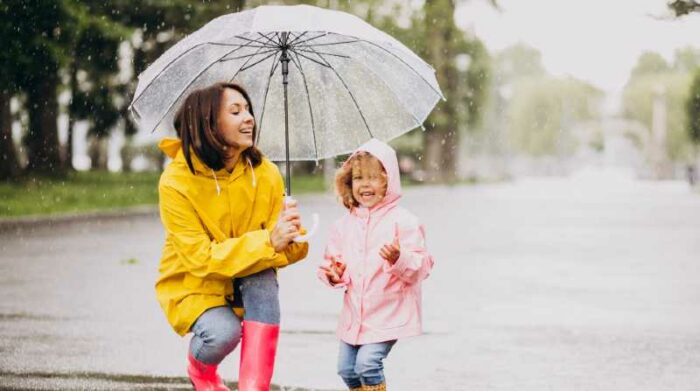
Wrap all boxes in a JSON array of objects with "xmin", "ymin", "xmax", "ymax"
[{"xmin": 362, "ymin": 384, "xmax": 386, "ymax": 391}]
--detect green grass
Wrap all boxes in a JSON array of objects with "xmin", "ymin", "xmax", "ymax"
[
  {"xmin": 0, "ymin": 170, "xmax": 472, "ymax": 218},
  {"xmin": 0, "ymin": 171, "xmax": 331, "ymax": 218},
  {"xmin": 288, "ymin": 174, "xmax": 328, "ymax": 194},
  {"xmin": 0, "ymin": 171, "xmax": 160, "ymax": 218}
]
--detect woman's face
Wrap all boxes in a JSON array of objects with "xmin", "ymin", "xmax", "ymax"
[
  {"xmin": 351, "ymin": 156, "xmax": 387, "ymax": 208},
  {"xmin": 218, "ymin": 88, "xmax": 255, "ymax": 153}
]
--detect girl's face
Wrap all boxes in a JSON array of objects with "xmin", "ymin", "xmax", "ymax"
[
  {"xmin": 351, "ymin": 156, "xmax": 387, "ymax": 208},
  {"xmin": 218, "ymin": 88, "xmax": 255, "ymax": 154}
]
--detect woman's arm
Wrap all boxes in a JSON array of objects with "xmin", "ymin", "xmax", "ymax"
[
  {"xmin": 160, "ymin": 184, "xmax": 288, "ymax": 279},
  {"xmin": 267, "ymin": 173, "xmax": 309, "ymax": 266}
]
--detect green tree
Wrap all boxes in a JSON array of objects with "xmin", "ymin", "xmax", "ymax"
[
  {"xmin": 1, "ymin": 1, "xmax": 73, "ymax": 176},
  {"xmin": 623, "ymin": 51, "xmax": 694, "ymax": 162},
  {"xmin": 0, "ymin": 1, "xmax": 24, "ymax": 180},
  {"xmin": 630, "ymin": 52, "xmax": 670, "ymax": 79},
  {"xmin": 686, "ymin": 68, "xmax": 700, "ymax": 151},
  {"xmin": 669, "ymin": 0, "xmax": 700, "ymax": 16},
  {"xmin": 495, "ymin": 43, "xmax": 546, "ymax": 82},
  {"xmin": 673, "ymin": 47, "xmax": 700, "ymax": 73},
  {"xmin": 507, "ymin": 77, "xmax": 602, "ymax": 156},
  {"xmin": 64, "ymin": 2, "xmax": 132, "ymax": 170},
  {"xmin": 421, "ymin": 0, "xmax": 492, "ymax": 183}
]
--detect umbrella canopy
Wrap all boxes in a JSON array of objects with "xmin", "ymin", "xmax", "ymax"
[{"xmin": 129, "ymin": 4, "xmax": 443, "ymax": 164}]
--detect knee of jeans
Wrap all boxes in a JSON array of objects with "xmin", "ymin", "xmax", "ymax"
[
  {"xmin": 206, "ymin": 321, "xmax": 241, "ymax": 353},
  {"xmin": 337, "ymin": 361, "xmax": 358, "ymax": 379},
  {"xmin": 353, "ymin": 354, "xmax": 382, "ymax": 377}
]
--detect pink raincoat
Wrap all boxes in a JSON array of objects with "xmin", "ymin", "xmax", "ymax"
[{"xmin": 318, "ymin": 139, "xmax": 434, "ymax": 345}]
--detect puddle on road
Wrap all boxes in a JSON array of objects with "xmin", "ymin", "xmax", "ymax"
[{"xmin": 0, "ymin": 370, "xmax": 337, "ymax": 391}]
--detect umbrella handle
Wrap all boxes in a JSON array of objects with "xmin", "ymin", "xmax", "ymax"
[
  {"xmin": 284, "ymin": 196, "xmax": 320, "ymax": 243},
  {"xmin": 293, "ymin": 212, "xmax": 320, "ymax": 243}
]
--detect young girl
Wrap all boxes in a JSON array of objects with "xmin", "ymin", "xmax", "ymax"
[
  {"xmin": 318, "ymin": 138, "xmax": 434, "ymax": 391},
  {"xmin": 156, "ymin": 82, "xmax": 308, "ymax": 391}
]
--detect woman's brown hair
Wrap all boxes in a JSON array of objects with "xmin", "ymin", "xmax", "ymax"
[{"xmin": 174, "ymin": 82, "xmax": 262, "ymax": 174}]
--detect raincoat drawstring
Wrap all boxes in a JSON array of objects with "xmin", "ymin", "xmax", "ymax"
[
  {"xmin": 212, "ymin": 169, "xmax": 221, "ymax": 196},
  {"xmin": 248, "ymin": 158, "xmax": 257, "ymax": 188},
  {"xmin": 213, "ymin": 161, "xmax": 255, "ymax": 195}
]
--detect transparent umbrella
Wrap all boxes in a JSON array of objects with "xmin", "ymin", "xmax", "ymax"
[{"xmin": 129, "ymin": 4, "xmax": 444, "ymax": 196}]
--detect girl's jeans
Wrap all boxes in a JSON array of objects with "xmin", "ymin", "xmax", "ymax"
[
  {"xmin": 189, "ymin": 269, "xmax": 280, "ymax": 364},
  {"xmin": 337, "ymin": 340, "xmax": 396, "ymax": 387}
]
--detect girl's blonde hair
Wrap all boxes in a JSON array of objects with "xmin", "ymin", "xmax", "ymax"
[{"xmin": 335, "ymin": 152, "xmax": 387, "ymax": 210}]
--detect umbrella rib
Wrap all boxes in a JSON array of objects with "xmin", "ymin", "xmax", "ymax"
[
  {"xmin": 355, "ymin": 39, "xmax": 445, "ymax": 100},
  {"xmin": 131, "ymin": 41, "xmax": 258, "ymax": 109},
  {"xmin": 288, "ymin": 50, "xmax": 319, "ymax": 160},
  {"xmin": 289, "ymin": 33, "xmax": 328, "ymax": 48},
  {"xmin": 289, "ymin": 50, "xmax": 332, "ymax": 69},
  {"xmin": 235, "ymin": 34, "xmax": 279, "ymax": 49},
  {"xmin": 226, "ymin": 45, "xmax": 271, "ymax": 83},
  {"xmin": 255, "ymin": 51, "xmax": 281, "ymax": 146},
  {"xmin": 209, "ymin": 41, "xmax": 272, "ymax": 49},
  {"xmin": 219, "ymin": 48, "xmax": 279, "ymax": 62},
  {"xmin": 292, "ymin": 48, "xmax": 350, "ymax": 59},
  {"xmin": 303, "ymin": 46, "xmax": 373, "ymax": 139},
  {"xmin": 287, "ymin": 31, "xmax": 309, "ymax": 47},
  {"xmin": 146, "ymin": 45, "xmax": 250, "ymax": 133},
  {"xmin": 299, "ymin": 39, "xmax": 360, "ymax": 48},
  {"xmin": 360, "ymin": 58, "xmax": 424, "ymax": 130},
  {"xmin": 258, "ymin": 32, "xmax": 281, "ymax": 47},
  {"xmin": 237, "ymin": 50, "xmax": 280, "ymax": 72}
]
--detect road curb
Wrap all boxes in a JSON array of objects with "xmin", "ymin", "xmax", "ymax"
[{"xmin": 0, "ymin": 205, "xmax": 159, "ymax": 233}]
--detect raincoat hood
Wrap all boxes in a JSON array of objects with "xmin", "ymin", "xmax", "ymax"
[
  {"xmin": 158, "ymin": 137, "xmax": 258, "ymax": 193},
  {"xmin": 158, "ymin": 137, "xmax": 223, "ymax": 176},
  {"xmin": 340, "ymin": 138, "xmax": 402, "ymax": 210},
  {"xmin": 159, "ymin": 137, "xmax": 182, "ymax": 159}
]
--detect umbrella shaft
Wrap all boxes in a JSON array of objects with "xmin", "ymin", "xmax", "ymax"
[
  {"xmin": 284, "ymin": 78, "xmax": 291, "ymax": 195},
  {"xmin": 280, "ymin": 32, "xmax": 291, "ymax": 195}
]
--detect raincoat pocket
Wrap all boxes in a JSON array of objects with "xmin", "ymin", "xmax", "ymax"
[{"xmin": 364, "ymin": 290, "xmax": 415, "ymax": 330}]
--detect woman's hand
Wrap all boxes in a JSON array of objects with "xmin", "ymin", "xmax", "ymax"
[{"xmin": 270, "ymin": 199, "xmax": 302, "ymax": 252}]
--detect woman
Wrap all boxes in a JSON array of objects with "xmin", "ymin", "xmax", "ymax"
[{"xmin": 155, "ymin": 82, "xmax": 308, "ymax": 391}]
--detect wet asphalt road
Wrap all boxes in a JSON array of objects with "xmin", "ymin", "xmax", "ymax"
[{"xmin": 2, "ymin": 172, "xmax": 700, "ymax": 390}]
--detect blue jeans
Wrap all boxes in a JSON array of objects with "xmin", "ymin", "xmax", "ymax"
[
  {"xmin": 337, "ymin": 340, "xmax": 396, "ymax": 387},
  {"xmin": 189, "ymin": 269, "xmax": 280, "ymax": 364},
  {"xmin": 189, "ymin": 306, "xmax": 242, "ymax": 365},
  {"xmin": 233, "ymin": 268, "xmax": 280, "ymax": 324}
]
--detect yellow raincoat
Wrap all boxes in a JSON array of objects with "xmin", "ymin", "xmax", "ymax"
[{"xmin": 155, "ymin": 138, "xmax": 308, "ymax": 336}]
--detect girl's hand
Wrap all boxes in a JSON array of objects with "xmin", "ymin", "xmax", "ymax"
[
  {"xmin": 320, "ymin": 264, "xmax": 341, "ymax": 284},
  {"xmin": 271, "ymin": 201, "xmax": 301, "ymax": 252},
  {"xmin": 379, "ymin": 224, "xmax": 401, "ymax": 265},
  {"xmin": 320, "ymin": 257, "xmax": 346, "ymax": 284}
]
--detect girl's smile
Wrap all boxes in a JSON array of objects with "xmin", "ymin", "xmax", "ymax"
[{"xmin": 351, "ymin": 157, "xmax": 387, "ymax": 208}]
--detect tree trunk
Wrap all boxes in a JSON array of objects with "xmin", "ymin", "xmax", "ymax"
[
  {"xmin": 0, "ymin": 90, "xmax": 20, "ymax": 180},
  {"xmin": 25, "ymin": 74, "xmax": 63, "ymax": 175},
  {"xmin": 88, "ymin": 136, "xmax": 109, "ymax": 171},
  {"xmin": 65, "ymin": 60, "xmax": 78, "ymax": 171},
  {"xmin": 121, "ymin": 134, "xmax": 133, "ymax": 173},
  {"xmin": 423, "ymin": 0, "xmax": 459, "ymax": 183}
]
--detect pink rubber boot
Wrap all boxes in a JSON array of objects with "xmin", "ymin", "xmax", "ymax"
[
  {"xmin": 187, "ymin": 351, "xmax": 230, "ymax": 391},
  {"xmin": 237, "ymin": 320, "xmax": 280, "ymax": 391}
]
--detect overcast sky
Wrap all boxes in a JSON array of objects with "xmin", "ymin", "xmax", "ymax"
[{"xmin": 455, "ymin": 0, "xmax": 700, "ymax": 98}]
